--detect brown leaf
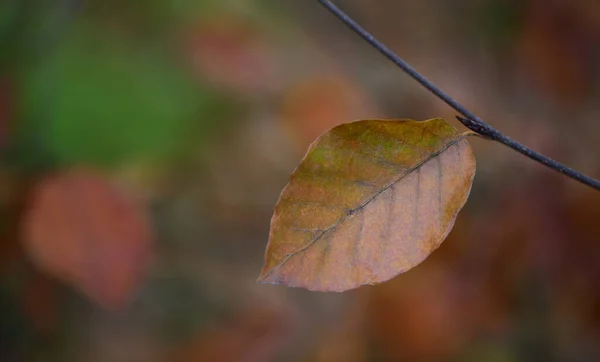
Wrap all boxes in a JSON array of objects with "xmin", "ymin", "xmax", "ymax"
[
  {"xmin": 281, "ymin": 74, "xmax": 375, "ymax": 151},
  {"xmin": 187, "ymin": 15, "xmax": 278, "ymax": 93},
  {"xmin": 258, "ymin": 118, "xmax": 476, "ymax": 291},
  {"xmin": 367, "ymin": 265, "xmax": 476, "ymax": 361},
  {"xmin": 21, "ymin": 169, "xmax": 152, "ymax": 310},
  {"xmin": 173, "ymin": 306, "xmax": 290, "ymax": 362},
  {"xmin": 515, "ymin": 0, "xmax": 597, "ymax": 105}
]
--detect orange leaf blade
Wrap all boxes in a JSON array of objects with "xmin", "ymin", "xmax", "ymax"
[
  {"xmin": 22, "ymin": 169, "xmax": 152, "ymax": 310},
  {"xmin": 258, "ymin": 118, "xmax": 475, "ymax": 291}
]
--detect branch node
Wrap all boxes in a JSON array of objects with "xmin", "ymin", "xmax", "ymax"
[{"xmin": 455, "ymin": 116, "xmax": 500, "ymax": 141}]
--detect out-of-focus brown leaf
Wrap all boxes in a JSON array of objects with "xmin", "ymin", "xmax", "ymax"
[
  {"xmin": 550, "ymin": 187, "xmax": 600, "ymax": 334},
  {"xmin": 173, "ymin": 306, "xmax": 290, "ymax": 362},
  {"xmin": 187, "ymin": 14, "xmax": 277, "ymax": 93},
  {"xmin": 368, "ymin": 265, "xmax": 481, "ymax": 361},
  {"xmin": 515, "ymin": 0, "xmax": 597, "ymax": 104},
  {"xmin": 21, "ymin": 169, "xmax": 152, "ymax": 310},
  {"xmin": 282, "ymin": 75, "xmax": 375, "ymax": 151},
  {"xmin": 258, "ymin": 118, "xmax": 476, "ymax": 291}
]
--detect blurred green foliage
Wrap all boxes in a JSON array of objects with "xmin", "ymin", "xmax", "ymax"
[
  {"xmin": 3, "ymin": 0, "xmax": 235, "ymax": 170},
  {"xmin": 479, "ymin": 0, "xmax": 524, "ymax": 51},
  {"xmin": 20, "ymin": 24, "xmax": 207, "ymax": 167}
]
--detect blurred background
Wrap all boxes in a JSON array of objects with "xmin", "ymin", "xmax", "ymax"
[{"xmin": 1, "ymin": 0, "xmax": 600, "ymax": 361}]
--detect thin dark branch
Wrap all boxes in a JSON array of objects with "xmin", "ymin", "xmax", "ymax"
[
  {"xmin": 316, "ymin": 0, "xmax": 600, "ymax": 191},
  {"xmin": 316, "ymin": 0, "xmax": 485, "ymax": 124},
  {"xmin": 457, "ymin": 116, "xmax": 600, "ymax": 189}
]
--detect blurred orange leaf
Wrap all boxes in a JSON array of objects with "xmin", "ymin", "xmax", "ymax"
[
  {"xmin": 21, "ymin": 169, "xmax": 152, "ymax": 310},
  {"xmin": 515, "ymin": 1, "xmax": 595, "ymax": 104},
  {"xmin": 187, "ymin": 15, "xmax": 277, "ymax": 93},
  {"xmin": 282, "ymin": 74, "xmax": 374, "ymax": 150},
  {"xmin": 258, "ymin": 118, "xmax": 476, "ymax": 291},
  {"xmin": 368, "ymin": 265, "xmax": 477, "ymax": 361},
  {"xmin": 173, "ymin": 306, "xmax": 290, "ymax": 362}
]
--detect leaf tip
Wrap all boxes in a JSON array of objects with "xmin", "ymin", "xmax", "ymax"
[{"xmin": 256, "ymin": 268, "xmax": 274, "ymax": 285}]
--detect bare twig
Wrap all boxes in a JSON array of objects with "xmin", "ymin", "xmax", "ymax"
[{"xmin": 317, "ymin": 0, "xmax": 600, "ymax": 191}]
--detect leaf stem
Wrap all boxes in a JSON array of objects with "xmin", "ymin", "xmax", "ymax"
[{"xmin": 316, "ymin": 0, "xmax": 600, "ymax": 191}]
